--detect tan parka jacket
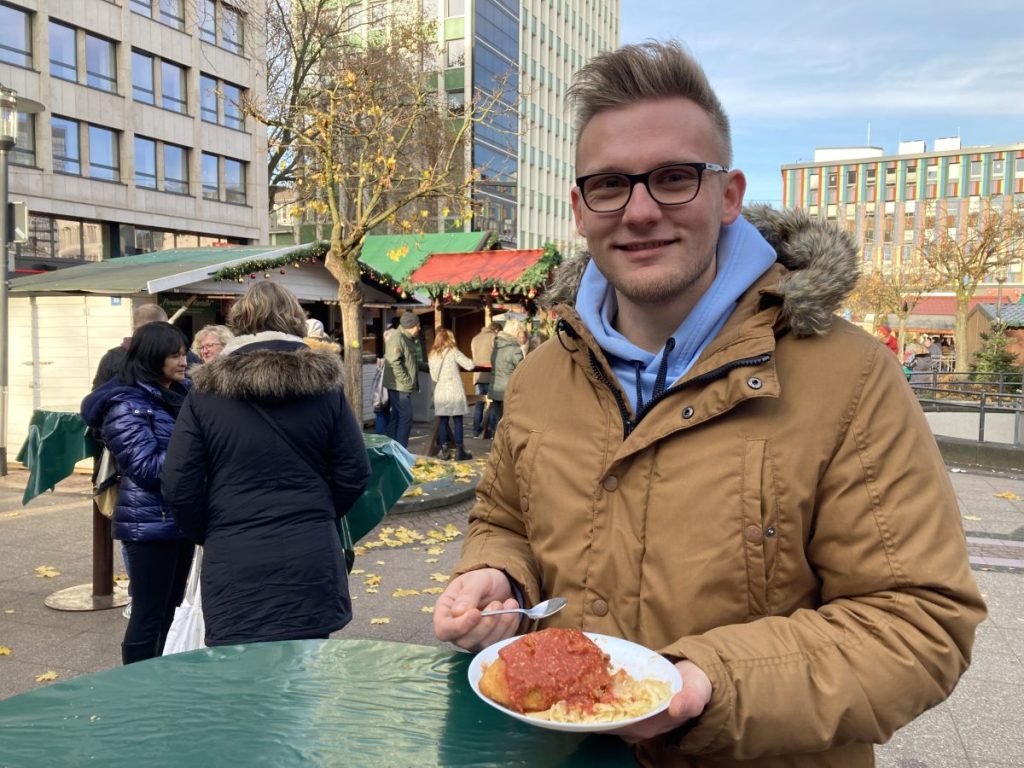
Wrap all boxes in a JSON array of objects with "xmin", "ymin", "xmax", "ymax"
[{"xmin": 454, "ymin": 207, "xmax": 985, "ymax": 767}]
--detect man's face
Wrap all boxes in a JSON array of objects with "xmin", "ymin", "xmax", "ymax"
[{"xmin": 571, "ymin": 97, "xmax": 745, "ymax": 309}]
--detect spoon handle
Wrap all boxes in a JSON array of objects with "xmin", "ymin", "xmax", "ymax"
[{"xmin": 479, "ymin": 608, "xmax": 528, "ymax": 617}]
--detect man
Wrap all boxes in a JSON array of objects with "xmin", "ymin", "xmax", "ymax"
[
  {"xmin": 383, "ymin": 311, "xmax": 422, "ymax": 447},
  {"xmin": 433, "ymin": 41, "xmax": 984, "ymax": 767},
  {"xmin": 469, "ymin": 322, "xmax": 500, "ymax": 437},
  {"xmin": 92, "ymin": 303, "xmax": 169, "ymax": 388}
]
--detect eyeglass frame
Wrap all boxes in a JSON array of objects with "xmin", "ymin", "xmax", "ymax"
[
  {"xmin": 575, "ymin": 161, "xmax": 729, "ymax": 213},
  {"xmin": 199, "ymin": 341, "xmax": 224, "ymax": 352}
]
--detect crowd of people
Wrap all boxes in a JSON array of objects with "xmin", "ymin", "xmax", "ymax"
[{"xmin": 76, "ymin": 35, "xmax": 985, "ymax": 768}]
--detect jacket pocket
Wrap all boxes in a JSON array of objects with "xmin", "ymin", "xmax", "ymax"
[{"xmin": 741, "ymin": 439, "xmax": 779, "ymax": 617}]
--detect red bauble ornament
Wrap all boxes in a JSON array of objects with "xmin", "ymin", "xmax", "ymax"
[{"xmin": 250, "ymin": 273, "xmax": 257, "ymax": 279}]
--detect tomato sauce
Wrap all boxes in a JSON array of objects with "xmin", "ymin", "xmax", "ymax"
[{"xmin": 498, "ymin": 628, "xmax": 613, "ymax": 713}]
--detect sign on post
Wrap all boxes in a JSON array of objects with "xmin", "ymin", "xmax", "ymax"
[{"xmin": 7, "ymin": 201, "xmax": 27, "ymax": 243}]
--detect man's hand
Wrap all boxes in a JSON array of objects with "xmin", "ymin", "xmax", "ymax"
[
  {"xmin": 612, "ymin": 660, "xmax": 712, "ymax": 743},
  {"xmin": 433, "ymin": 568, "xmax": 522, "ymax": 652}
]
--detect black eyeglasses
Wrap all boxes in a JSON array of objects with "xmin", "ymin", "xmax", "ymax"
[{"xmin": 575, "ymin": 162, "xmax": 729, "ymax": 213}]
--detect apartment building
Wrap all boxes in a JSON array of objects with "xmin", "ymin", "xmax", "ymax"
[
  {"xmin": 781, "ymin": 139, "xmax": 1024, "ymax": 283},
  {"xmin": 434, "ymin": 0, "xmax": 619, "ymax": 250},
  {"xmin": 0, "ymin": 0, "xmax": 267, "ymax": 275}
]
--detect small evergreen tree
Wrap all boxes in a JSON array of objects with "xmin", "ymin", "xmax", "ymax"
[{"xmin": 970, "ymin": 320, "xmax": 1022, "ymax": 388}]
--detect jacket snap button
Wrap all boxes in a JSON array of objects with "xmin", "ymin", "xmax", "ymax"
[
  {"xmin": 603, "ymin": 475, "xmax": 618, "ymax": 492},
  {"xmin": 765, "ymin": 525, "xmax": 777, "ymax": 537},
  {"xmin": 591, "ymin": 599, "xmax": 609, "ymax": 616},
  {"xmin": 744, "ymin": 524, "xmax": 763, "ymax": 543},
  {"xmin": 520, "ymin": 497, "xmax": 529, "ymax": 513},
  {"xmin": 747, "ymin": 377, "xmax": 763, "ymax": 390},
  {"xmin": 681, "ymin": 406, "xmax": 694, "ymax": 419}
]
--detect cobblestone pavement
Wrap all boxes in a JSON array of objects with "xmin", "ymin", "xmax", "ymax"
[{"xmin": 1, "ymin": 439, "xmax": 1022, "ymax": 767}]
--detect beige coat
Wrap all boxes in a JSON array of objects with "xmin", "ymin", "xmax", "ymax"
[{"xmin": 454, "ymin": 207, "xmax": 985, "ymax": 767}]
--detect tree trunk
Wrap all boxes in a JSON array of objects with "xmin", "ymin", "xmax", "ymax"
[
  {"xmin": 325, "ymin": 228, "xmax": 365, "ymax": 421},
  {"xmin": 954, "ymin": 292, "xmax": 970, "ymax": 374}
]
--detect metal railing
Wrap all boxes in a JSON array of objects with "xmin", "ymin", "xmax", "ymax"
[{"xmin": 910, "ymin": 372, "xmax": 1024, "ymax": 445}]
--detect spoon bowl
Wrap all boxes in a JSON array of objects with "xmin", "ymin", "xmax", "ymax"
[{"xmin": 480, "ymin": 596, "xmax": 568, "ymax": 621}]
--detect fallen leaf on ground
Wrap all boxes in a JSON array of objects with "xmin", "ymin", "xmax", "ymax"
[
  {"xmin": 429, "ymin": 573, "xmax": 450, "ymax": 583},
  {"xmin": 34, "ymin": 566, "xmax": 60, "ymax": 578},
  {"xmin": 392, "ymin": 588, "xmax": 420, "ymax": 598},
  {"xmin": 424, "ymin": 558, "xmax": 438, "ymax": 564},
  {"xmin": 420, "ymin": 606, "xmax": 434, "ymax": 613},
  {"xmin": 963, "ymin": 515, "xmax": 982, "ymax": 521},
  {"xmin": 426, "ymin": 546, "xmax": 444, "ymax": 556},
  {"xmin": 363, "ymin": 574, "xmax": 382, "ymax": 587},
  {"xmin": 2, "ymin": 512, "xmax": 20, "ymax": 518},
  {"xmin": 4, "ymin": 609, "xmax": 14, "ymax": 614},
  {"xmin": 350, "ymin": 569, "xmax": 365, "ymax": 575},
  {"xmin": 0, "ymin": 646, "xmax": 12, "ymax": 656},
  {"xmin": 375, "ymin": 560, "xmax": 385, "ymax": 565},
  {"xmin": 365, "ymin": 588, "xmax": 379, "ymax": 594},
  {"xmin": 995, "ymin": 491, "xmax": 1020, "ymax": 500},
  {"xmin": 370, "ymin": 618, "xmax": 390, "ymax": 625},
  {"xmin": 35, "ymin": 671, "xmax": 59, "ymax": 682},
  {"xmin": 421, "ymin": 587, "xmax": 444, "ymax": 595}
]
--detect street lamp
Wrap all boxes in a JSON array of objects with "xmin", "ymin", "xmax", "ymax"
[{"xmin": 0, "ymin": 85, "xmax": 44, "ymax": 476}]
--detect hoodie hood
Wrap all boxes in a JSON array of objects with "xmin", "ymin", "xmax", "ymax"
[
  {"xmin": 191, "ymin": 331, "xmax": 344, "ymax": 401},
  {"xmin": 544, "ymin": 205, "xmax": 859, "ymax": 339}
]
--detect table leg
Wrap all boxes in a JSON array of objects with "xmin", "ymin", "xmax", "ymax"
[{"xmin": 43, "ymin": 500, "xmax": 127, "ymax": 612}]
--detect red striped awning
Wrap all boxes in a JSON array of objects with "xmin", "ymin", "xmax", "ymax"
[{"xmin": 408, "ymin": 249, "xmax": 546, "ymax": 287}]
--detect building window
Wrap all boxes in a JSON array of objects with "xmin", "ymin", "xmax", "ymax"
[
  {"xmin": 222, "ymin": 5, "xmax": 243, "ymax": 54},
  {"xmin": 49, "ymin": 21, "xmax": 77, "ymax": 82},
  {"xmin": 448, "ymin": 0, "xmax": 465, "ymax": 15},
  {"xmin": 969, "ymin": 160, "xmax": 982, "ymax": 180},
  {"xmin": 446, "ymin": 39, "xmax": 465, "ymax": 67},
  {"xmin": 132, "ymin": 51, "xmax": 155, "ymax": 104},
  {"xmin": 224, "ymin": 158, "xmax": 245, "ymax": 203},
  {"xmin": 88, "ymin": 125, "xmax": 119, "ymax": 181},
  {"xmin": 926, "ymin": 165, "xmax": 938, "ymax": 183},
  {"xmin": 52, "ymin": 117, "xmax": 81, "ymax": 175},
  {"xmin": 159, "ymin": 0, "xmax": 184, "ymax": 30},
  {"xmin": 202, "ymin": 152, "xmax": 219, "ymax": 200},
  {"xmin": 12, "ymin": 112, "xmax": 34, "ymax": 166},
  {"xmin": 85, "ymin": 34, "xmax": 117, "ymax": 92},
  {"xmin": 0, "ymin": 3, "xmax": 32, "ymax": 68},
  {"xmin": 134, "ymin": 136, "xmax": 157, "ymax": 188},
  {"xmin": 130, "ymin": 0, "xmax": 152, "ymax": 18},
  {"xmin": 198, "ymin": 0, "xmax": 216, "ymax": 43},
  {"xmin": 1015, "ymin": 158, "xmax": 1024, "ymax": 177},
  {"xmin": 846, "ymin": 170, "xmax": 857, "ymax": 186},
  {"xmin": 200, "ymin": 74, "xmax": 218, "ymax": 122},
  {"xmin": 993, "ymin": 159, "xmax": 1005, "ymax": 177},
  {"xmin": 164, "ymin": 143, "xmax": 188, "ymax": 194},
  {"xmin": 161, "ymin": 61, "xmax": 187, "ymax": 113},
  {"xmin": 222, "ymin": 82, "xmax": 244, "ymax": 129}
]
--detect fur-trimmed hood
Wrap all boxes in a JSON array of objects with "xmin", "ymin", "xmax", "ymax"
[
  {"xmin": 191, "ymin": 331, "xmax": 344, "ymax": 400},
  {"xmin": 543, "ymin": 205, "xmax": 859, "ymax": 338}
]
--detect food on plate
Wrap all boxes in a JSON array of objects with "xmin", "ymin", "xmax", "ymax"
[{"xmin": 478, "ymin": 628, "xmax": 671, "ymax": 723}]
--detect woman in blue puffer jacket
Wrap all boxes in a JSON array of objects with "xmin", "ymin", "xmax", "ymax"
[{"xmin": 81, "ymin": 322, "xmax": 193, "ymax": 664}]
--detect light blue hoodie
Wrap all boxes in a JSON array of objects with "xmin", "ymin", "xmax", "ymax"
[{"xmin": 574, "ymin": 215, "xmax": 777, "ymax": 416}]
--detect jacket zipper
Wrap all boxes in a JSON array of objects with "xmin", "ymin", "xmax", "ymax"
[{"xmin": 589, "ymin": 350, "xmax": 773, "ymax": 438}]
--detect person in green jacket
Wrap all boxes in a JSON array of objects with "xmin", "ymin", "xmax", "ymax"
[{"xmin": 383, "ymin": 311, "xmax": 422, "ymax": 447}]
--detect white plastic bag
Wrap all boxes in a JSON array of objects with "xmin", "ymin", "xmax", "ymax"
[{"xmin": 163, "ymin": 547, "xmax": 206, "ymax": 655}]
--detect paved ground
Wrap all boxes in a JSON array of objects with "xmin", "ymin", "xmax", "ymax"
[{"xmin": 1, "ymin": 423, "xmax": 1022, "ymax": 767}]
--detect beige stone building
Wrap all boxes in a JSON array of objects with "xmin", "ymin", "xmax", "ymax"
[{"xmin": 0, "ymin": 0, "xmax": 267, "ymax": 275}]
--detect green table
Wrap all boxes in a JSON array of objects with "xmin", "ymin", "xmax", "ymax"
[{"xmin": 0, "ymin": 639, "xmax": 637, "ymax": 767}]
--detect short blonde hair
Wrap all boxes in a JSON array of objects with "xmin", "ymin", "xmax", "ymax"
[
  {"xmin": 191, "ymin": 324, "xmax": 233, "ymax": 355},
  {"xmin": 228, "ymin": 282, "xmax": 307, "ymax": 337},
  {"xmin": 502, "ymin": 318, "xmax": 524, "ymax": 339}
]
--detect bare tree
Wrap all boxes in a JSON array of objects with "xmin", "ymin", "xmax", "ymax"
[
  {"xmin": 918, "ymin": 202, "xmax": 1024, "ymax": 371},
  {"xmin": 248, "ymin": 2, "xmax": 513, "ymax": 412},
  {"xmin": 847, "ymin": 261, "xmax": 939, "ymax": 360}
]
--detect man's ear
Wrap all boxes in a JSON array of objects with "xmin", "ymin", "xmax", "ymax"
[
  {"xmin": 720, "ymin": 170, "xmax": 746, "ymax": 225},
  {"xmin": 571, "ymin": 186, "xmax": 587, "ymax": 237}
]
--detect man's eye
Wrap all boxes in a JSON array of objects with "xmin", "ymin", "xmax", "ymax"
[{"xmin": 592, "ymin": 176, "xmax": 628, "ymax": 190}]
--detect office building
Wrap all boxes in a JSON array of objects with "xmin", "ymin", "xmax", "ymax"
[
  {"xmin": 781, "ymin": 139, "xmax": 1024, "ymax": 283},
  {"xmin": 0, "ymin": 0, "xmax": 268, "ymax": 275}
]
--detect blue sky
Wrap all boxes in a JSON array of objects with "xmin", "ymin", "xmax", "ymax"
[{"xmin": 619, "ymin": 0, "xmax": 1024, "ymax": 206}]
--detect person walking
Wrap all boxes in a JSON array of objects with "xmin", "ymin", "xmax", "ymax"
[
  {"xmin": 81, "ymin": 322, "xmax": 194, "ymax": 664},
  {"xmin": 428, "ymin": 329, "xmax": 475, "ymax": 461},
  {"xmin": 486, "ymin": 318, "xmax": 524, "ymax": 434},
  {"xmin": 433, "ymin": 40, "xmax": 983, "ymax": 767},
  {"xmin": 469, "ymin": 322, "xmax": 499, "ymax": 438},
  {"xmin": 161, "ymin": 282, "xmax": 370, "ymax": 646},
  {"xmin": 383, "ymin": 311, "xmax": 423, "ymax": 448}
]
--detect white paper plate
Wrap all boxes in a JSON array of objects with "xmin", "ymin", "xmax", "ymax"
[{"xmin": 467, "ymin": 632, "xmax": 682, "ymax": 733}]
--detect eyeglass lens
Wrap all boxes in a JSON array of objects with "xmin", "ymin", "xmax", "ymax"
[{"xmin": 582, "ymin": 164, "xmax": 704, "ymax": 212}]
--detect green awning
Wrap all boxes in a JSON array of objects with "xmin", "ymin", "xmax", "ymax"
[
  {"xmin": 358, "ymin": 232, "xmax": 490, "ymax": 283},
  {"xmin": 9, "ymin": 245, "xmax": 307, "ymax": 295}
]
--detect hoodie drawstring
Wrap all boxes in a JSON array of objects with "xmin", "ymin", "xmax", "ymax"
[{"xmin": 633, "ymin": 338, "xmax": 676, "ymax": 414}]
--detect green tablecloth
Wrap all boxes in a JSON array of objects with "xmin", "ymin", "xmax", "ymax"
[
  {"xmin": 0, "ymin": 639, "xmax": 636, "ymax": 767},
  {"xmin": 16, "ymin": 412, "xmax": 414, "ymax": 547}
]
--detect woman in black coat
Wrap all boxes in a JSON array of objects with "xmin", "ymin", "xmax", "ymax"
[{"xmin": 162, "ymin": 282, "xmax": 371, "ymax": 645}]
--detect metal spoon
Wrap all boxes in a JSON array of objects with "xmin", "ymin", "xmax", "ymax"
[{"xmin": 480, "ymin": 597, "xmax": 568, "ymax": 620}]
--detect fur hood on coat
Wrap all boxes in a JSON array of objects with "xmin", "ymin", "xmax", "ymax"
[
  {"xmin": 190, "ymin": 331, "xmax": 344, "ymax": 401},
  {"xmin": 542, "ymin": 205, "xmax": 859, "ymax": 338}
]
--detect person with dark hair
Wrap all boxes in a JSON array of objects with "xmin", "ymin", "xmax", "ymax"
[
  {"xmin": 92, "ymin": 304, "xmax": 170, "ymax": 389},
  {"xmin": 81, "ymin": 322, "xmax": 193, "ymax": 664},
  {"xmin": 383, "ymin": 311, "xmax": 422, "ymax": 448},
  {"xmin": 161, "ymin": 282, "xmax": 370, "ymax": 646}
]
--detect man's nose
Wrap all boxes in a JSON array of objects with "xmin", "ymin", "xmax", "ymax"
[{"xmin": 620, "ymin": 180, "xmax": 662, "ymax": 223}]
